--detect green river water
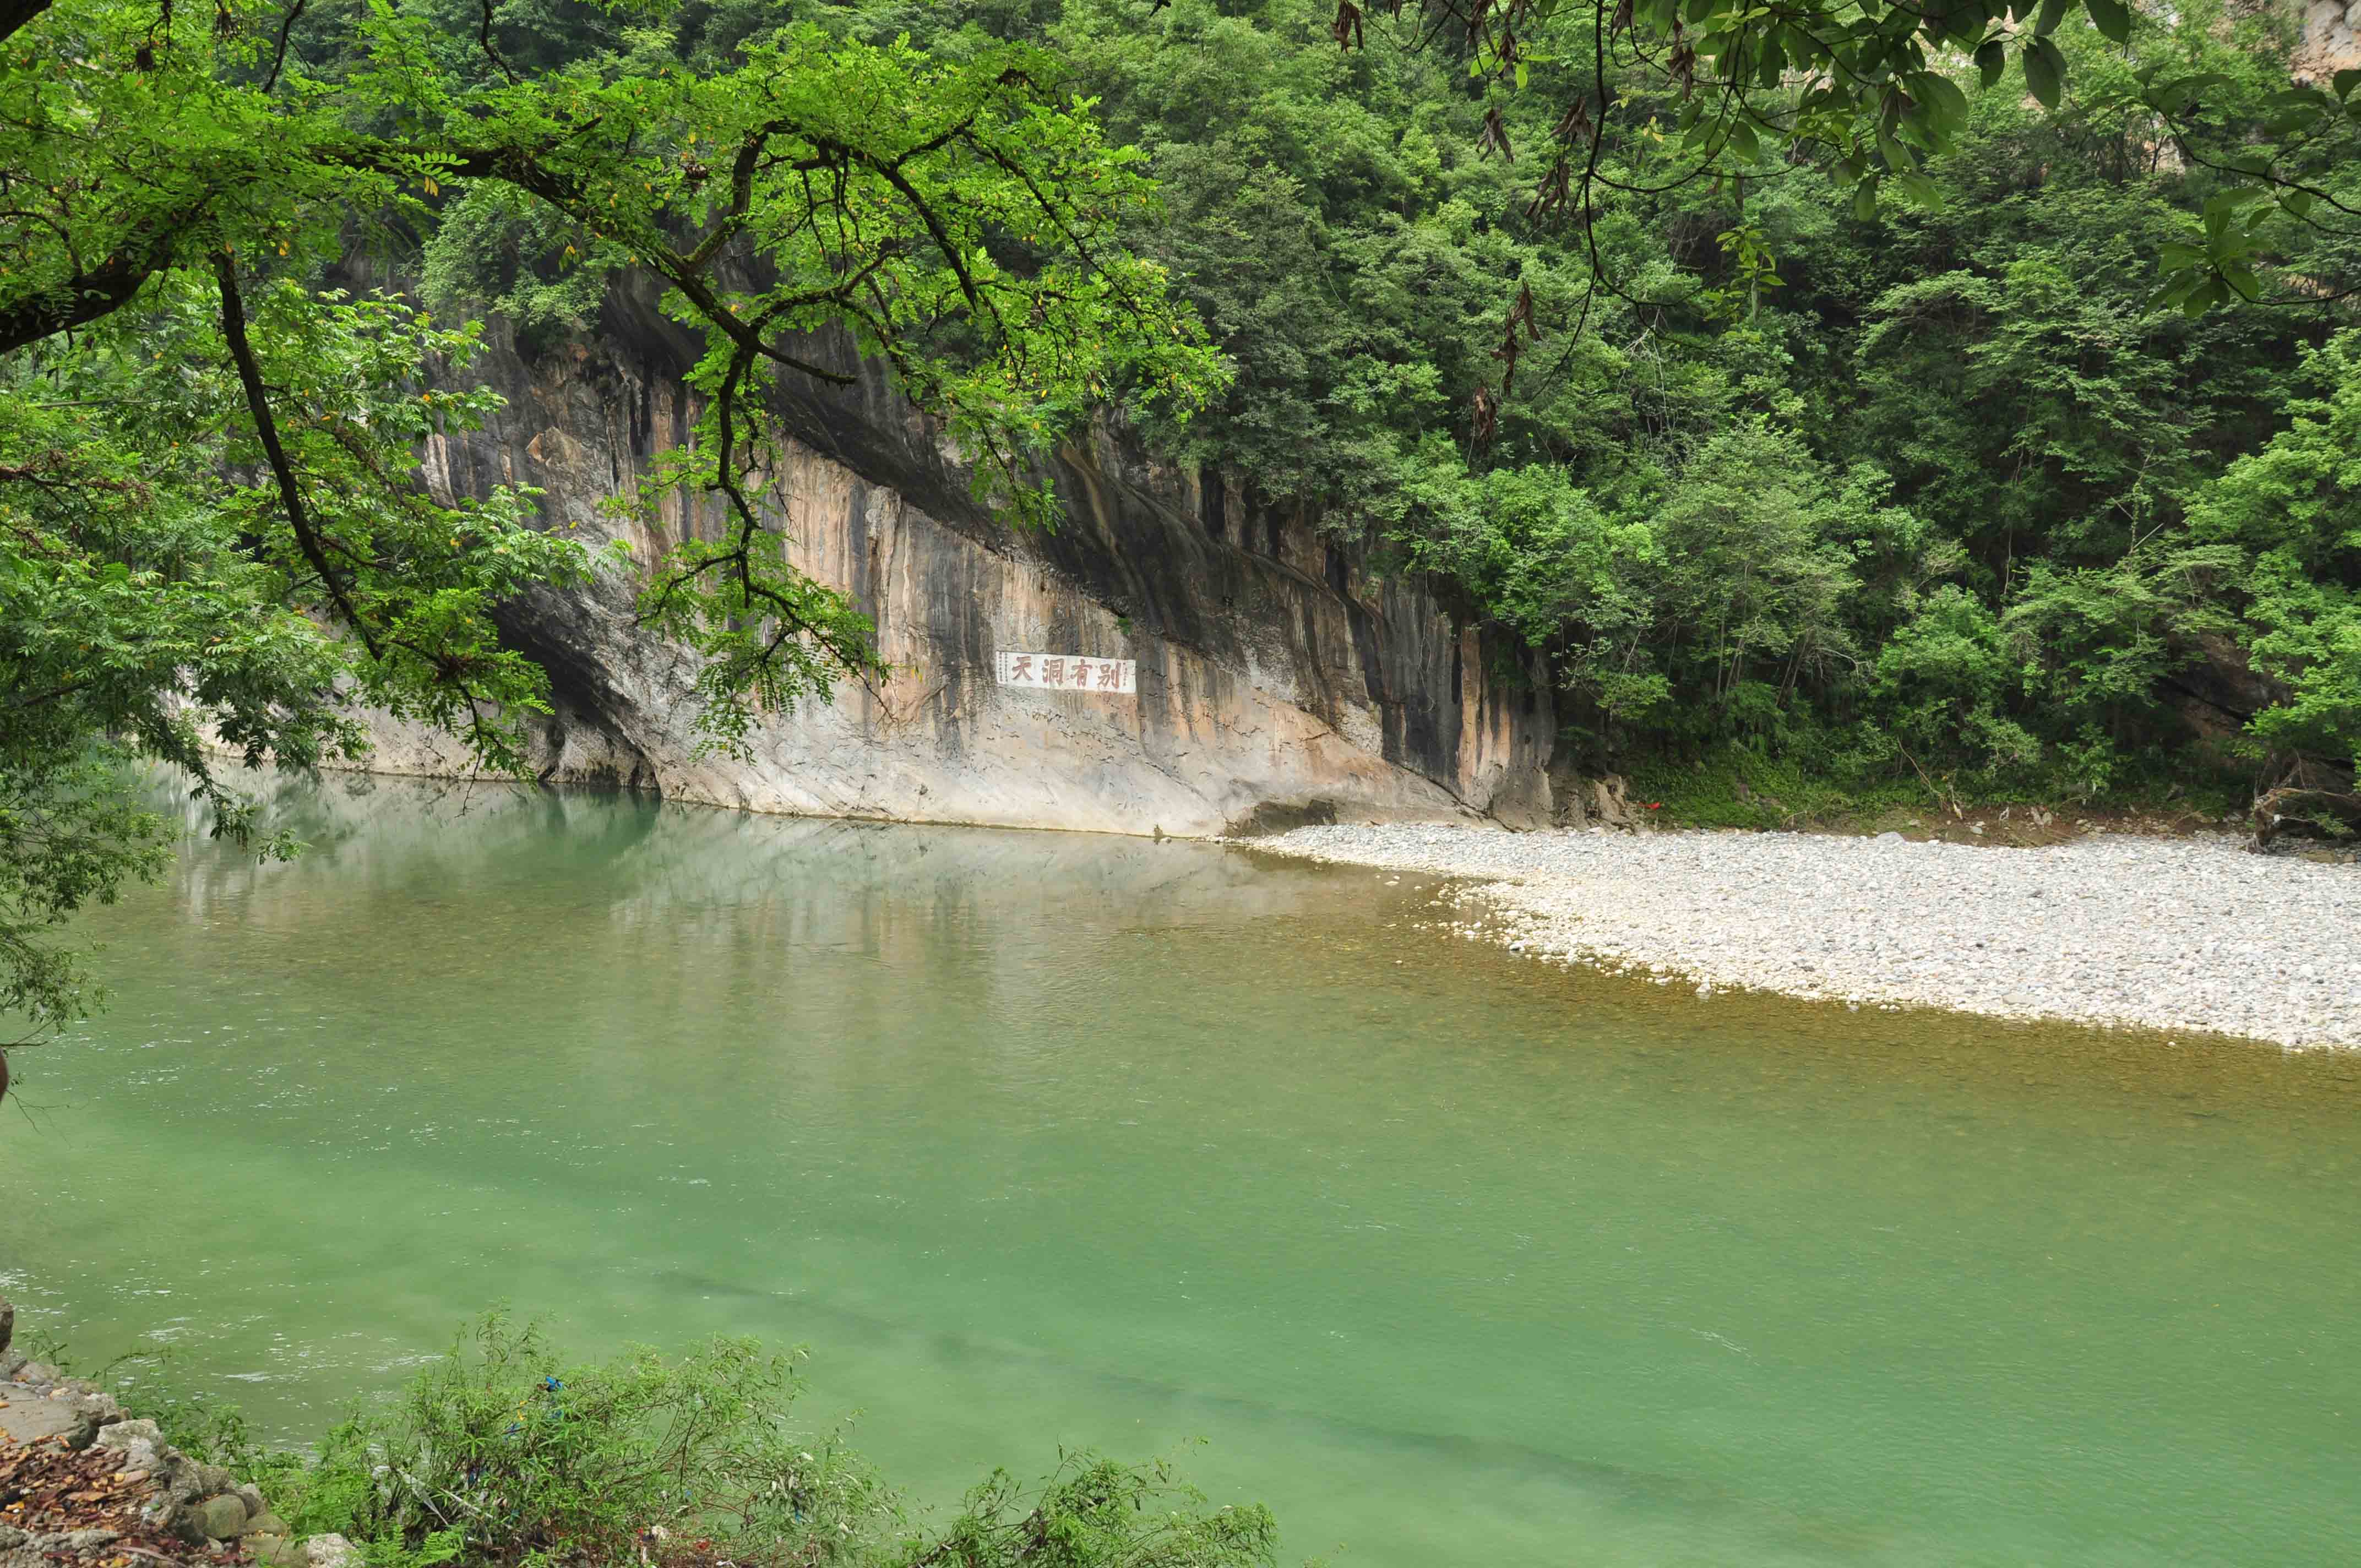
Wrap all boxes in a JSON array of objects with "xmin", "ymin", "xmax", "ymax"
[{"xmin": 3, "ymin": 775, "xmax": 2359, "ymax": 1565}]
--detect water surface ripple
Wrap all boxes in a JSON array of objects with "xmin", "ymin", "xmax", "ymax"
[{"xmin": 4, "ymin": 775, "xmax": 2358, "ymax": 1565}]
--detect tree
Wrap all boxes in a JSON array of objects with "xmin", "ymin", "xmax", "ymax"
[
  {"xmin": 1329, "ymin": 0, "xmax": 2361, "ymax": 342},
  {"xmin": 0, "ymin": 0, "xmax": 1223, "ymax": 1043}
]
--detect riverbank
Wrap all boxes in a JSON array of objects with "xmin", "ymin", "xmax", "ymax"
[
  {"xmin": 0, "ymin": 1321, "xmax": 340, "ymax": 1568},
  {"xmin": 1248, "ymin": 823, "xmax": 2361, "ymax": 1049}
]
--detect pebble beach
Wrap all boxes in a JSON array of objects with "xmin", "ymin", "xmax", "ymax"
[{"xmin": 1252, "ymin": 823, "xmax": 2361, "ymax": 1049}]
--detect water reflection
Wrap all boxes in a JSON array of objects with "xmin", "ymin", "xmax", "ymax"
[{"xmin": 6, "ymin": 773, "xmax": 2359, "ymax": 1567}]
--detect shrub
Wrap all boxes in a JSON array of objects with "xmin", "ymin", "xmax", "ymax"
[{"xmin": 252, "ymin": 1314, "xmax": 1276, "ymax": 1568}]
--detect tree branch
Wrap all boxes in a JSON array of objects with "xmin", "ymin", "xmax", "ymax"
[
  {"xmin": 0, "ymin": 0, "xmax": 52, "ymax": 48},
  {"xmin": 0, "ymin": 247, "xmax": 167, "ymax": 356},
  {"xmin": 210, "ymin": 251, "xmax": 381, "ymax": 659}
]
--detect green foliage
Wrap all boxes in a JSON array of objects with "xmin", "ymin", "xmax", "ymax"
[
  {"xmin": 2171, "ymin": 331, "xmax": 2361, "ymax": 770},
  {"xmin": 944, "ymin": 0, "xmax": 2360, "ymax": 798},
  {"xmin": 1, "ymin": 281, "xmax": 577, "ymax": 1036},
  {"xmin": 313, "ymin": 1314, "xmax": 890, "ymax": 1566},
  {"xmin": 6, "ymin": 0, "xmax": 2359, "ymax": 1054},
  {"xmin": 0, "ymin": 0, "xmax": 1223, "ymax": 1028},
  {"xmin": 201, "ymin": 1314, "xmax": 1274, "ymax": 1568},
  {"xmin": 909, "ymin": 1453, "xmax": 1275, "ymax": 1568}
]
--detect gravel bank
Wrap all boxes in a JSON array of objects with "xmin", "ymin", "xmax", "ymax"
[{"xmin": 1252, "ymin": 824, "xmax": 2361, "ymax": 1048}]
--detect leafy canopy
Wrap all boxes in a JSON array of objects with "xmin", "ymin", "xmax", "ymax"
[
  {"xmin": 0, "ymin": 0, "xmax": 1222, "ymax": 1037},
  {"xmin": 1334, "ymin": 0, "xmax": 2361, "ymax": 325}
]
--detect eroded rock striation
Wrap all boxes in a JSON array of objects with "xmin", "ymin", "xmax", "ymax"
[{"xmin": 366, "ymin": 292, "xmax": 1553, "ymax": 837}]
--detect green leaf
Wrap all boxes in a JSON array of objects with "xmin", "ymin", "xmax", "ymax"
[
  {"xmin": 1892, "ymin": 171, "xmax": 1945, "ymax": 210},
  {"xmin": 2148, "ymin": 71, "xmax": 2234, "ymax": 115},
  {"xmin": 2336, "ymin": 68, "xmax": 2361, "ymax": 101},
  {"xmin": 2083, "ymin": 0, "xmax": 2131, "ymax": 45},
  {"xmin": 1854, "ymin": 178, "xmax": 1880, "ymax": 221},
  {"xmin": 2156, "ymin": 241, "xmax": 2208, "ymax": 271},
  {"xmin": 1976, "ymin": 40, "xmax": 2006, "ymax": 88},
  {"xmin": 2022, "ymin": 38, "xmax": 2064, "ymax": 110},
  {"xmin": 2034, "ymin": 0, "xmax": 2070, "ymax": 35},
  {"xmin": 1906, "ymin": 70, "xmax": 1971, "ymax": 128}
]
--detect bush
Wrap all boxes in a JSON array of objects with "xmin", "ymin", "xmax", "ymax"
[
  {"xmin": 277, "ymin": 1316, "xmax": 892, "ymax": 1567},
  {"xmin": 253, "ymin": 1314, "xmax": 1275, "ymax": 1568}
]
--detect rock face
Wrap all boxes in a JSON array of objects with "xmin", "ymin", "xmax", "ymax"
[
  {"xmin": 2296, "ymin": 0, "xmax": 2360, "ymax": 83},
  {"xmin": 371, "ymin": 291, "xmax": 1554, "ymax": 837}
]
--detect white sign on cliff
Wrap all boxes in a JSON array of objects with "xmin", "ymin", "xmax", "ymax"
[{"xmin": 995, "ymin": 651, "xmax": 1137, "ymax": 694}]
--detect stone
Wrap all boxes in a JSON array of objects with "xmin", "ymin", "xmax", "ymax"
[
  {"xmin": 198, "ymin": 1495, "xmax": 251, "ymax": 1541},
  {"xmin": 95, "ymin": 1418, "xmax": 162, "ymax": 1450},
  {"xmin": 234, "ymin": 1486, "xmax": 270, "ymax": 1521},
  {"xmin": 0, "ymin": 1295, "xmax": 11, "ymax": 1356},
  {"xmin": 248, "ymin": 1534, "xmax": 305, "ymax": 1568},
  {"xmin": 160, "ymin": 1500, "xmax": 209, "ymax": 1546},
  {"xmin": 195, "ymin": 1463, "xmax": 236, "ymax": 1496},
  {"xmin": 0, "ymin": 1386, "xmax": 84, "ymax": 1446},
  {"xmin": 246, "ymin": 1513, "xmax": 290, "ymax": 1539},
  {"xmin": 306, "ymin": 1533, "xmax": 363, "ymax": 1568},
  {"xmin": 160, "ymin": 1456, "xmax": 206, "ymax": 1504},
  {"xmin": 53, "ymin": 1531, "xmax": 119, "ymax": 1552}
]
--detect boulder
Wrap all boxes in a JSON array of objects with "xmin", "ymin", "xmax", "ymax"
[
  {"xmin": 0, "ymin": 1389, "xmax": 85, "ymax": 1447},
  {"xmin": 94, "ymin": 1418, "xmax": 163, "ymax": 1451},
  {"xmin": 1589, "ymin": 774, "xmax": 1636, "ymax": 828},
  {"xmin": 234, "ymin": 1486, "xmax": 270, "ymax": 1521},
  {"xmin": 198, "ymin": 1494, "xmax": 252, "ymax": 1541},
  {"xmin": 0, "ymin": 1295, "xmax": 12, "ymax": 1356},
  {"xmin": 248, "ymin": 1534, "xmax": 306, "ymax": 1568},
  {"xmin": 306, "ymin": 1533, "xmax": 363, "ymax": 1568}
]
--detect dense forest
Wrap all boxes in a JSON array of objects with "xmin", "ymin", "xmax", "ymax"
[
  {"xmin": 402, "ymin": 0, "xmax": 2361, "ymax": 805},
  {"xmin": 7, "ymin": 0, "xmax": 2361, "ymax": 1028}
]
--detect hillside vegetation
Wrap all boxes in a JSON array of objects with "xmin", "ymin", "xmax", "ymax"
[
  {"xmin": 6, "ymin": 0, "xmax": 2360, "ymax": 1033},
  {"xmin": 814, "ymin": 1, "xmax": 2359, "ymax": 805},
  {"xmin": 399, "ymin": 0, "xmax": 2361, "ymax": 803}
]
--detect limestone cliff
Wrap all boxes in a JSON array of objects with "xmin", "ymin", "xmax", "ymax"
[
  {"xmin": 2295, "ymin": 0, "xmax": 2359, "ymax": 82},
  {"xmin": 371, "ymin": 297, "xmax": 1554, "ymax": 837}
]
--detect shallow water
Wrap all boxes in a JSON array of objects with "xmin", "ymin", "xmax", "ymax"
[{"xmin": 5, "ymin": 774, "xmax": 2359, "ymax": 1565}]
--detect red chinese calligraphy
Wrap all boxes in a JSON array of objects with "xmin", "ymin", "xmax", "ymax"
[
  {"xmin": 1097, "ymin": 662, "xmax": 1123, "ymax": 690},
  {"xmin": 1009, "ymin": 655, "xmax": 1032, "ymax": 682},
  {"xmin": 1071, "ymin": 659, "xmax": 1093, "ymax": 688},
  {"xmin": 1042, "ymin": 657, "xmax": 1065, "ymax": 687}
]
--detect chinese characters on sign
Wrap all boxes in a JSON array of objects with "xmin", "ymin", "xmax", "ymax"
[{"xmin": 995, "ymin": 651, "xmax": 1138, "ymax": 694}]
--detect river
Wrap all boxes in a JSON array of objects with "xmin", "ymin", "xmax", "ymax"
[{"xmin": 4, "ymin": 774, "xmax": 2358, "ymax": 1565}]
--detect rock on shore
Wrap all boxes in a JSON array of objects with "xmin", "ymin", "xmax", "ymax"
[
  {"xmin": 1251, "ymin": 823, "xmax": 2361, "ymax": 1048},
  {"xmin": 1, "ymin": 1313, "xmax": 336, "ymax": 1568}
]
